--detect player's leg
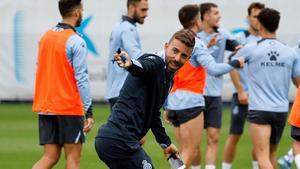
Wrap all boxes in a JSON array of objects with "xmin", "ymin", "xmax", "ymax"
[
  {"xmin": 32, "ymin": 144, "xmax": 61, "ymax": 169},
  {"xmin": 291, "ymin": 126, "xmax": 300, "ymax": 169},
  {"xmin": 222, "ymin": 93, "xmax": 247, "ymax": 169},
  {"xmin": 60, "ymin": 115, "xmax": 85, "ymax": 169},
  {"xmin": 125, "ymin": 148, "xmax": 154, "ymax": 169},
  {"xmin": 252, "ymin": 149, "xmax": 259, "ymax": 169},
  {"xmin": 33, "ymin": 115, "xmax": 62, "ymax": 169},
  {"xmin": 191, "ymin": 148, "xmax": 201, "ymax": 169},
  {"xmin": 95, "ymin": 137, "xmax": 119, "ymax": 169},
  {"xmin": 269, "ymin": 113, "xmax": 287, "ymax": 168},
  {"xmin": 64, "ymin": 143, "xmax": 82, "ymax": 169},
  {"xmin": 168, "ymin": 107, "xmax": 204, "ymax": 168},
  {"xmin": 249, "ymin": 122, "xmax": 272, "ymax": 169},
  {"xmin": 178, "ymin": 111, "xmax": 204, "ymax": 168},
  {"xmin": 270, "ymin": 143, "xmax": 278, "ymax": 168},
  {"xmin": 222, "ymin": 134, "xmax": 241, "ymax": 169},
  {"xmin": 204, "ymin": 96, "xmax": 222, "ymax": 169},
  {"xmin": 206, "ymin": 127, "xmax": 220, "ymax": 167},
  {"xmin": 191, "ymin": 139, "xmax": 202, "ymax": 169},
  {"xmin": 294, "ymin": 140, "xmax": 300, "ymax": 169}
]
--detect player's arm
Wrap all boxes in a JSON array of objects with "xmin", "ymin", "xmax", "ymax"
[
  {"xmin": 229, "ymin": 44, "xmax": 255, "ymax": 105},
  {"xmin": 224, "ymin": 30, "xmax": 242, "ymax": 52},
  {"xmin": 293, "ymin": 76, "xmax": 300, "ymax": 88},
  {"xmin": 195, "ymin": 42, "xmax": 243, "ymax": 76},
  {"xmin": 292, "ymin": 44, "xmax": 300, "ymax": 87},
  {"xmin": 121, "ymin": 27, "xmax": 142, "ymax": 59},
  {"xmin": 115, "ymin": 51, "xmax": 163, "ymax": 77},
  {"xmin": 151, "ymin": 111, "xmax": 178, "ymax": 157},
  {"xmin": 226, "ymin": 39, "xmax": 242, "ymax": 52},
  {"xmin": 69, "ymin": 36, "xmax": 93, "ymax": 133},
  {"xmin": 230, "ymin": 69, "xmax": 248, "ymax": 104}
]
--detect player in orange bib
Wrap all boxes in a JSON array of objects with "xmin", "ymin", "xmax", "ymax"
[
  {"xmin": 32, "ymin": 1, "xmax": 93, "ymax": 169},
  {"xmin": 163, "ymin": 4, "xmax": 243, "ymax": 169}
]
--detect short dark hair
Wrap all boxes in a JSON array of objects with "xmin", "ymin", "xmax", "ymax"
[
  {"xmin": 199, "ymin": 3, "xmax": 218, "ymax": 20},
  {"xmin": 257, "ymin": 8, "xmax": 280, "ymax": 33},
  {"xmin": 178, "ymin": 4, "xmax": 200, "ymax": 29},
  {"xmin": 248, "ymin": 2, "xmax": 265, "ymax": 16},
  {"xmin": 58, "ymin": 0, "xmax": 82, "ymax": 18},
  {"xmin": 169, "ymin": 29, "xmax": 196, "ymax": 49},
  {"xmin": 127, "ymin": 0, "xmax": 147, "ymax": 8}
]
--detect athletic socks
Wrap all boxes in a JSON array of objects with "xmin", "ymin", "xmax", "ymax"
[
  {"xmin": 295, "ymin": 154, "xmax": 300, "ymax": 169},
  {"xmin": 285, "ymin": 148, "xmax": 294, "ymax": 163},
  {"xmin": 222, "ymin": 162, "xmax": 232, "ymax": 169},
  {"xmin": 205, "ymin": 165, "xmax": 216, "ymax": 169},
  {"xmin": 191, "ymin": 165, "xmax": 201, "ymax": 169},
  {"xmin": 252, "ymin": 161, "xmax": 259, "ymax": 169}
]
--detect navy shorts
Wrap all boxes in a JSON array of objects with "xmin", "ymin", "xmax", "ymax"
[
  {"xmin": 247, "ymin": 110, "xmax": 287, "ymax": 144},
  {"xmin": 38, "ymin": 114, "xmax": 85, "ymax": 145},
  {"xmin": 95, "ymin": 137, "xmax": 154, "ymax": 169},
  {"xmin": 168, "ymin": 106, "xmax": 204, "ymax": 127},
  {"xmin": 229, "ymin": 93, "xmax": 248, "ymax": 134},
  {"xmin": 291, "ymin": 125, "xmax": 300, "ymax": 141},
  {"xmin": 204, "ymin": 96, "xmax": 223, "ymax": 129}
]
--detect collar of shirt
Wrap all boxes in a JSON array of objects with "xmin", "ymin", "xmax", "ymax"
[
  {"xmin": 122, "ymin": 15, "xmax": 136, "ymax": 26},
  {"xmin": 57, "ymin": 23, "xmax": 77, "ymax": 32},
  {"xmin": 156, "ymin": 50, "xmax": 166, "ymax": 64}
]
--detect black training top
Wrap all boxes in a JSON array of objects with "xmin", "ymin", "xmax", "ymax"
[{"xmin": 97, "ymin": 53, "xmax": 173, "ymax": 150}]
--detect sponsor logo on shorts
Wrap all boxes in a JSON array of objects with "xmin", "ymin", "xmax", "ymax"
[{"xmin": 233, "ymin": 105, "xmax": 239, "ymax": 115}]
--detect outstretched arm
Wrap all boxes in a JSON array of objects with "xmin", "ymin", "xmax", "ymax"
[{"xmin": 115, "ymin": 51, "xmax": 164, "ymax": 77}]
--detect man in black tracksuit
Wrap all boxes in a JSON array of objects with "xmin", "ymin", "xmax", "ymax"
[{"xmin": 95, "ymin": 29, "xmax": 196, "ymax": 169}]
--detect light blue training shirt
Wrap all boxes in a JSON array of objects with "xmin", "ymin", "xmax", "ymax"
[
  {"xmin": 232, "ymin": 31, "xmax": 261, "ymax": 92},
  {"xmin": 232, "ymin": 38, "xmax": 300, "ymax": 112},
  {"xmin": 198, "ymin": 28, "xmax": 237, "ymax": 97},
  {"xmin": 106, "ymin": 16, "xmax": 142, "ymax": 100}
]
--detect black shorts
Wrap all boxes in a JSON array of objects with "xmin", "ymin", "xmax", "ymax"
[
  {"xmin": 247, "ymin": 110, "xmax": 287, "ymax": 144},
  {"xmin": 168, "ymin": 106, "xmax": 204, "ymax": 127},
  {"xmin": 204, "ymin": 96, "xmax": 223, "ymax": 129},
  {"xmin": 291, "ymin": 125, "xmax": 300, "ymax": 141},
  {"xmin": 95, "ymin": 137, "xmax": 154, "ymax": 169},
  {"xmin": 229, "ymin": 93, "xmax": 248, "ymax": 134},
  {"xmin": 38, "ymin": 115, "xmax": 85, "ymax": 145}
]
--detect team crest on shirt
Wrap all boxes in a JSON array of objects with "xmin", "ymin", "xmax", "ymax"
[
  {"xmin": 147, "ymin": 56, "xmax": 156, "ymax": 60},
  {"xmin": 142, "ymin": 160, "xmax": 152, "ymax": 169}
]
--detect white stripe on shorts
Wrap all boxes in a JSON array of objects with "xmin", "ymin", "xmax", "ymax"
[{"xmin": 75, "ymin": 131, "xmax": 81, "ymax": 143}]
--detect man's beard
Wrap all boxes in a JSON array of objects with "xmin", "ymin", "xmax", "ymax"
[
  {"xmin": 212, "ymin": 26, "xmax": 219, "ymax": 33},
  {"xmin": 75, "ymin": 17, "xmax": 82, "ymax": 27},
  {"xmin": 251, "ymin": 25, "xmax": 259, "ymax": 32},
  {"xmin": 133, "ymin": 11, "xmax": 144, "ymax": 24}
]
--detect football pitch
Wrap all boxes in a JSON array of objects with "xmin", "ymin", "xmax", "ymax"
[{"xmin": 0, "ymin": 103, "xmax": 294, "ymax": 169}]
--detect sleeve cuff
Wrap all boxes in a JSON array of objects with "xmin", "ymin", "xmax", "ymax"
[
  {"xmin": 160, "ymin": 138, "xmax": 172, "ymax": 149},
  {"xmin": 228, "ymin": 59, "xmax": 241, "ymax": 68},
  {"xmin": 85, "ymin": 104, "xmax": 93, "ymax": 119}
]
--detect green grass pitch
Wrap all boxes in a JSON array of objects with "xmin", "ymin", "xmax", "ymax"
[{"xmin": 0, "ymin": 103, "xmax": 294, "ymax": 168}]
